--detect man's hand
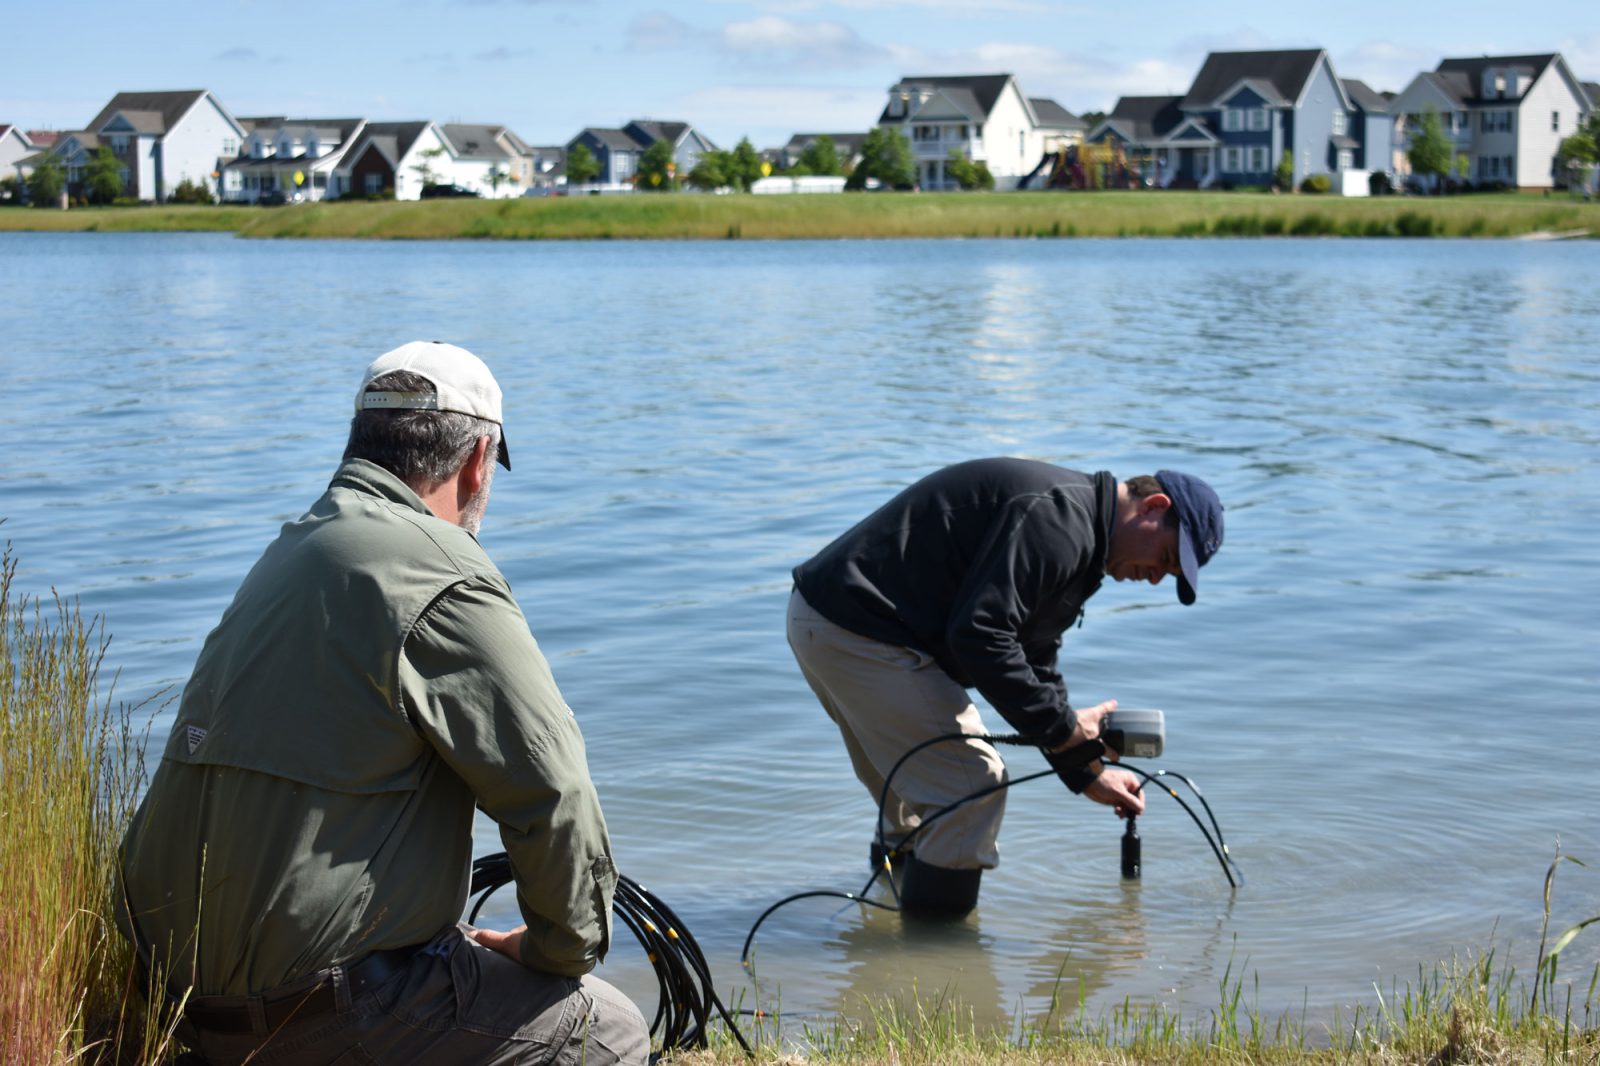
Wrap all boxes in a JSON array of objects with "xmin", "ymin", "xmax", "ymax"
[
  {"xmin": 1083, "ymin": 768, "xmax": 1144, "ymax": 818},
  {"xmin": 1051, "ymin": 699, "xmax": 1121, "ymax": 760},
  {"xmin": 467, "ymin": 924, "xmax": 526, "ymax": 963}
]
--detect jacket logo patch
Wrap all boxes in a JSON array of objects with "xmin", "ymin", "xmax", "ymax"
[{"xmin": 185, "ymin": 725, "xmax": 207, "ymax": 754}]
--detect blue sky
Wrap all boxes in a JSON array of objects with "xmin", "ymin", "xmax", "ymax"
[{"xmin": 4, "ymin": 1, "xmax": 1596, "ymax": 150}]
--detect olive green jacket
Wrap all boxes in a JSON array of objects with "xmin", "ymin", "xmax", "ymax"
[{"xmin": 119, "ymin": 459, "xmax": 616, "ymax": 996}]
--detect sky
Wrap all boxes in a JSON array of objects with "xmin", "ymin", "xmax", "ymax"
[{"xmin": 3, "ymin": 0, "xmax": 1596, "ymax": 151}]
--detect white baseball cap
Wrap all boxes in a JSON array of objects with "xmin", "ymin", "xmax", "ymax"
[{"xmin": 356, "ymin": 341, "xmax": 510, "ymax": 469}]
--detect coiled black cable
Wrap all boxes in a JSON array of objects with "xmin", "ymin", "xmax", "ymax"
[
  {"xmin": 741, "ymin": 732, "xmax": 1240, "ymax": 962},
  {"xmin": 469, "ymin": 852, "xmax": 753, "ymax": 1057}
]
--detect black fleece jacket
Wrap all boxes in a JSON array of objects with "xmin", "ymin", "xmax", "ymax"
[{"xmin": 794, "ymin": 458, "xmax": 1116, "ymax": 787}]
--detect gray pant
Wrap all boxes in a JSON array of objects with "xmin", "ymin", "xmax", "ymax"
[
  {"xmin": 787, "ymin": 588, "xmax": 1007, "ymax": 870},
  {"xmin": 186, "ymin": 924, "xmax": 648, "ymax": 1066}
]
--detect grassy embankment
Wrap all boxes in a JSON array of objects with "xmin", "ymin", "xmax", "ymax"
[
  {"xmin": 1, "ymin": 190, "xmax": 1597, "ymax": 240},
  {"xmin": 2, "ymin": 536, "xmax": 1596, "ymax": 1064}
]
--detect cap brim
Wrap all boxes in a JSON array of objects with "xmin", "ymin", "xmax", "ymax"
[
  {"xmin": 1176, "ymin": 524, "xmax": 1199, "ymax": 606},
  {"xmin": 497, "ymin": 435, "xmax": 511, "ymax": 471}
]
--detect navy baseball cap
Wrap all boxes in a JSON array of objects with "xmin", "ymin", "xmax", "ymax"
[{"xmin": 1155, "ymin": 470, "xmax": 1224, "ymax": 606}]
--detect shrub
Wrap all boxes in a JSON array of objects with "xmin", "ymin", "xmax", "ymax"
[
  {"xmin": 1289, "ymin": 212, "xmax": 1334, "ymax": 235},
  {"xmin": 169, "ymin": 178, "xmax": 215, "ymax": 205},
  {"xmin": 1300, "ymin": 173, "xmax": 1332, "ymax": 194},
  {"xmin": 1394, "ymin": 210, "xmax": 1437, "ymax": 237},
  {"xmin": 1369, "ymin": 172, "xmax": 1393, "ymax": 196}
]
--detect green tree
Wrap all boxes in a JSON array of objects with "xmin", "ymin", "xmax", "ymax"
[
  {"xmin": 1406, "ymin": 107, "xmax": 1453, "ymax": 193},
  {"xmin": 795, "ymin": 135, "xmax": 841, "ymax": 176},
  {"xmin": 727, "ymin": 137, "xmax": 764, "ymax": 192},
  {"xmin": 638, "ymin": 139, "xmax": 677, "ymax": 191},
  {"xmin": 26, "ymin": 155, "xmax": 65, "ymax": 206},
  {"xmin": 685, "ymin": 150, "xmax": 730, "ymax": 190},
  {"xmin": 1274, "ymin": 150, "xmax": 1294, "ymax": 191},
  {"xmin": 411, "ymin": 146, "xmax": 447, "ymax": 188},
  {"xmin": 945, "ymin": 148, "xmax": 994, "ymax": 190},
  {"xmin": 1453, "ymin": 152, "xmax": 1471, "ymax": 183},
  {"xmin": 84, "ymin": 146, "xmax": 125, "ymax": 204},
  {"xmin": 0, "ymin": 175, "xmax": 19, "ymax": 204},
  {"xmin": 170, "ymin": 177, "xmax": 215, "ymax": 204},
  {"xmin": 846, "ymin": 127, "xmax": 915, "ymax": 190},
  {"xmin": 486, "ymin": 166, "xmax": 511, "ymax": 196},
  {"xmin": 565, "ymin": 142, "xmax": 600, "ymax": 186}
]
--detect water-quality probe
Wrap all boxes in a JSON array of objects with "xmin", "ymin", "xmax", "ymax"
[
  {"xmin": 467, "ymin": 853, "xmax": 753, "ymax": 1057},
  {"xmin": 740, "ymin": 709, "xmax": 1242, "ymax": 963}
]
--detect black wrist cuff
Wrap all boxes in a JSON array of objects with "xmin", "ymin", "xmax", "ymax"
[
  {"xmin": 1041, "ymin": 709, "xmax": 1078, "ymax": 752},
  {"xmin": 1044, "ymin": 740, "xmax": 1105, "ymax": 793}
]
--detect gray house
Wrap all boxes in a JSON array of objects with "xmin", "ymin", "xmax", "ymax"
[
  {"xmin": 566, "ymin": 120, "xmax": 717, "ymax": 185},
  {"xmin": 1091, "ymin": 49, "xmax": 1390, "ymax": 189}
]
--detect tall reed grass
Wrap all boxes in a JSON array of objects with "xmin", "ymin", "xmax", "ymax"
[{"xmin": 0, "ymin": 541, "xmax": 154, "ymax": 1065}]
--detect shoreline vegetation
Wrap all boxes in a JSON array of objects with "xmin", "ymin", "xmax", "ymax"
[
  {"xmin": 0, "ymin": 190, "xmax": 1596, "ymax": 241},
  {"xmin": 2, "ymin": 539, "xmax": 1597, "ymax": 1064}
]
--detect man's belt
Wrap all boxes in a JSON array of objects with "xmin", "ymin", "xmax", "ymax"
[{"xmin": 184, "ymin": 944, "xmax": 424, "ymax": 1036}]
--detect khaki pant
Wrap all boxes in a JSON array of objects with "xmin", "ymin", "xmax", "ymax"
[
  {"xmin": 185, "ymin": 924, "xmax": 648, "ymax": 1066},
  {"xmin": 786, "ymin": 588, "xmax": 1007, "ymax": 870}
]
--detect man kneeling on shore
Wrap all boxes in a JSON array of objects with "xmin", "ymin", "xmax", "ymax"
[{"xmin": 118, "ymin": 341, "xmax": 648, "ymax": 1065}]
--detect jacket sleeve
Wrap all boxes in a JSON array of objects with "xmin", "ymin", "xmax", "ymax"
[
  {"xmin": 402, "ymin": 578, "xmax": 616, "ymax": 976},
  {"xmin": 943, "ymin": 497, "xmax": 1086, "ymax": 747}
]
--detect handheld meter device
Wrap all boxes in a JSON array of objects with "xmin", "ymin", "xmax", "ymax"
[{"xmin": 1101, "ymin": 708, "xmax": 1165, "ymax": 759}]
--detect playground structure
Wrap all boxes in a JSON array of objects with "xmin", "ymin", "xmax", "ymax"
[{"xmin": 1020, "ymin": 141, "xmax": 1149, "ymax": 191}]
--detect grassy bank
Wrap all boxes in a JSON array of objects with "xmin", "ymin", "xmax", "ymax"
[{"xmin": 1, "ymin": 190, "xmax": 1597, "ymax": 240}]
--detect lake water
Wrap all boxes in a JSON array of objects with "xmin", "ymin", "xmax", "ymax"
[{"xmin": 2, "ymin": 231, "xmax": 1597, "ymax": 1038}]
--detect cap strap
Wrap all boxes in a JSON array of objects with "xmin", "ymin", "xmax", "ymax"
[{"xmin": 361, "ymin": 390, "xmax": 440, "ymax": 411}]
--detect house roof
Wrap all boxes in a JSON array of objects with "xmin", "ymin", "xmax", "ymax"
[
  {"xmin": 1434, "ymin": 54, "xmax": 1557, "ymax": 104},
  {"xmin": 86, "ymin": 90, "xmax": 216, "ymax": 136},
  {"xmin": 1580, "ymin": 81, "xmax": 1599, "ymax": 107},
  {"xmin": 1095, "ymin": 95, "xmax": 1185, "ymax": 143},
  {"xmin": 440, "ymin": 123, "xmax": 514, "ymax": 160},
  {"xmin": 1029, "ymin": 98, "xmax": 1087, "ymax": 129},
  {"xmin": 575, "ymin": 127, "xmax": 646, "ymax": 151},
  {"xmin": 881, "ymin": 74, "xmax": 1014, "ymax": 123},
  {"xmin": 627, "ymin": 120, "xmax": 689, "ymax": 145},
  {"xmin": 26, "ymin": 130, "xmax": 58, "ymax": 146},
  {"xmin": 784, "ymin": 132, "xmax": 869, "ymax": 154},
  {"xmin": 1179, "ymin": 50, "xmax": 1325, "ymax": 110},
  {"xmin": 0, "ymin": 124, "xmax": 26, "ymax": 146},
  {"xmin": 1341, "ymin": 78, "xmax": 1390, "ymax": 114},
  {"xmin": 342, "ymin": 121, "xmax": 431, "ymax": 167}
]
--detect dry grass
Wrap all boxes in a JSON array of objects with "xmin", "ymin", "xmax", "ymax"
[{"xmin": 0, "ymin": 190, "xmax": 1596, "ymax": 240}]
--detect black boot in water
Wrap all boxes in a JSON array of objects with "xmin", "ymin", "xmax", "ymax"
[{"xmin": 898, "ymin": 856, "xmax": 982, "ymax": 919}]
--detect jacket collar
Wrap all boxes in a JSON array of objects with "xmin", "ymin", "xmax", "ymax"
[{"xmin": 329, "ymin": 458, "xmax": 433, "ymax": 517}]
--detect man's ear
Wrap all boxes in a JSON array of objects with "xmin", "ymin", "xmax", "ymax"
[
  {"xmin": 459, "ymin": 435, "xmax": 491, "ymax": 496},
  {"xmin": 1140, "ymin": 492, "xmax": 1173, "ymax": 517}
]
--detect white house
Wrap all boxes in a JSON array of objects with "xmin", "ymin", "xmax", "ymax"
[
  {"xmin": 222, "ymin": 117, "xmax": 366, "ymax": 202},
  {"xmin": 878, "ymin": 74, "xmax": 1086, "ymax": 190},
  {"xmin": 335, "ymin": 121, "xmax": 451, "ymax": 201},
  {"xmin": 0, "ymin": 126, "xmax": 36, "ymax": 192},
  {"xmin": 81, "ymin": 90, "xmax": 246, "ymax": 202},
  {"xmin": 1391, "ymin": 53, "xmax": 1593, "ymax": 188},
  {"xmin": 438, "ymin": 124, "xmax": 537, "ymax": 198}
]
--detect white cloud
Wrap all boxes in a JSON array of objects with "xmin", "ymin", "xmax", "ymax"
[
  {"xmin": 719, "ymin": 16, "xmax": 888, "ymax": 69},
  {"xmin": 663, "ymin": 83, "xmax": 888, "ymax": 146},
  {"xmin": 628, "ymin": 11, "xmax": 700, "ymax": 52}
]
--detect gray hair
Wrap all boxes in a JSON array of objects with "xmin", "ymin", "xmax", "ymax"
[{"xmin": 344, "ymin": 370, "xmax": 501, "ymax": 487}]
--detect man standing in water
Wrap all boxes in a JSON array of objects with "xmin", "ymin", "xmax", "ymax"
[
  {"xmin": 119, "ymin": 341, "xmax": 648, "ymax": 1065},
  {"xmin": 788, "ymin": 458, "xmax": 1224, "ymax": 917}
]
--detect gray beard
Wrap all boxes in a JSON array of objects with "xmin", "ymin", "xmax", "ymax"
[{"xmin": 457, "ymin": 463, "xmax": 496, "ymax": 535}]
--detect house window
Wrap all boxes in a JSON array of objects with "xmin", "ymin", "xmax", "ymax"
[
  {"xmin": 1551, "ymin": 111, "xmax": 1560, "ymax": 132},
  {"xmin": 1248, "ymin": 145, "xmax": 1268, "ymax": 172},
  {"xmin": 1248, "ymin": 108, "xmax": 1269, "ymax": 132},
  {"xmin": 1223, "ymin": 146, "xmax": 1241, "ymax": 172},
  {"xmin": 1331, "ymin": 111, "xmax": 1346, "ymax": 136},
  {"xmin": 1337, "ymin": 149, "xmax": 1353, "ymax": 170},
  {"xmin": 110, "ymin": 134, "xmax": 129, "ymax": 154},
  {"xmin": 364, "ymin": 173, "xmax": 381, "ymax": 195},
  {"xmin": 614, "ymin": 152, "xmax": 634, "ymax": 180},
  {"xmin": 1222, "ymin": 109, "xmax": 1242, "ymax": 132},
  {"xmin": 222, "ymin": 138, "xmax": 237, "ymax": 156},
  {"xmin": 913, "ymin": 125, "xmax": 937, "ymax": 142}
]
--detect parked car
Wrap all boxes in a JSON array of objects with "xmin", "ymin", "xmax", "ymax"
[
  {"xmin": 257, "ymin": 189, "xmax": 289, "ymax": 206},
  {"xmin": 420, "ymin": 183, "xmax": 480, "ymax": 199}
]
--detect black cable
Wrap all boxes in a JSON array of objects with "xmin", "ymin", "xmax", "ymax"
[
  {"xmin": 468, "ymin": 853, "xmax": 753, "ymax": 1057},
  {"xmin": 741, "ymin": 733, "xmax": 1240, "ymax": 962}
]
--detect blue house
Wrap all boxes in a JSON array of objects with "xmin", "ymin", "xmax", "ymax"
[
  {"xmin": 565, "ymin": 120, "xmax": 717, "ymax": 186},
  {"xmin": 1089, "ymin": 49, "xmax": 1394, "ymax": 190}
]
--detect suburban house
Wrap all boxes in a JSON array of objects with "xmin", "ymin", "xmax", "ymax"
[
  {"xmin": 1085, "ymin": 96, "xmax": 1187, "ymax": 184},
  {"xmin": 1389, "ymin": 53, "xmax": 1593, "ymax": 188},
  {"xmin": 566, "ymin": 120, "xmax": 717, "ymax": 186},
  {"xmin": 28, "ymin": 132, "xmax": 103, "ymax": 200},
  {"xmin": 221, "ymin": 117, "xmax": 365, "ymax": 202},
  {"xmin": 781, "ymin": 132, "xmax": 868, "ymax": 171},
  {"xmin": 523, "ymin": 146, "xmax": 565, "ymax": 192},
  {"xmin": 0, "ymin": 125, "xmax": 36, "ymax": 185},
  {"xmin": 80, "ymin": 90, "xmax": 246, "ymax": 201},
  {"xmin": 877, "ymin": 74, "xmax": 1085, "ymax": 190},
  {"xmin": 336, "ymin": 121, "xmax": 450, "ymax": 200},
  {"xmin": 1340, "ymin": 79, "xmax": 1395, "ymax": 177},
  {"xmin": 438, "ymin": 123, "xmax": 537, "ymax": 197}
]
